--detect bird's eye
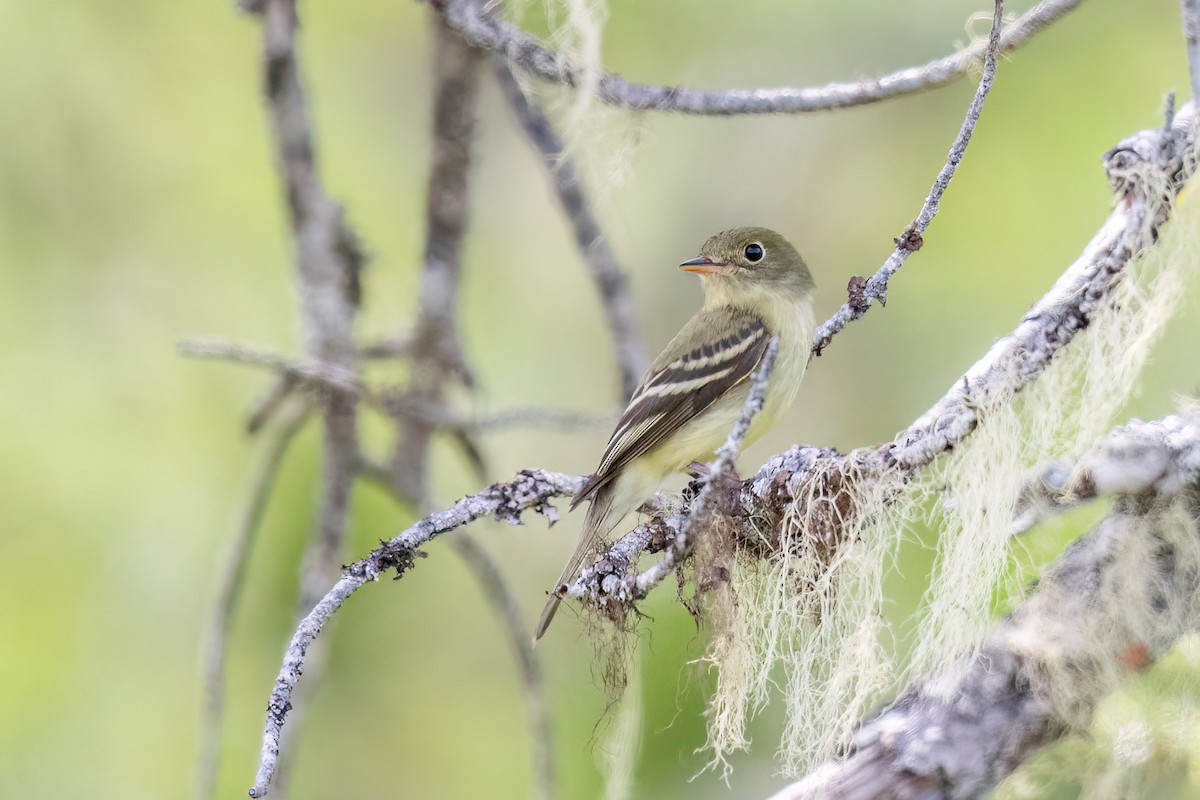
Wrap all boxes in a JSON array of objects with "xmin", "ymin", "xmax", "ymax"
[{"xmin": 744, "ymin": 243, "xmax": 764, "ymax": 262}]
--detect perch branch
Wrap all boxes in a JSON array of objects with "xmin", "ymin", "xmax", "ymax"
[
  {"xmin": 810, "ymin": 0, "xmax": 1004, "ymax": 356},
  {"xmin": 495, "ymin": 62, "xmax": 648, "ymax": 399},
  {"xmin": 248, "ymin": 469, "xmax": 584, "ymax": 797},
  {"xmin": 772, "ymin": 413, "xmax": 1200, "ymax": 800},
  {"xmin": 570, "ymin": 99, "xmax": 1199, "ymax": 606},
  {"xmin": 431, "ymin": 0, "xmax": 1081, "ymax": 115}
]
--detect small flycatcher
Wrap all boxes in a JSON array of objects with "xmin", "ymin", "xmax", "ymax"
[{"xmin": 535, "ymin": 227, "xmax": 816, "ymax": 640}]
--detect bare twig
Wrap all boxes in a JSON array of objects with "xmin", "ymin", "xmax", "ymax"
[
  {"xmin": 494, "ymin": 63, "xmax": 648, "ymax": 400},
  {"xmin": 451, "ymin": 534, "xmax": 556, "ymax": 800},
  {"xmin": 432, "ymin": 0, "xmax": 1081, "ymax": 115},
  {"xmin": 1182, "ymin": 0, "xmax": 1200, "ymax": 103},
  {"xmin": 248, "ymin": 469, "xmax": 584, "ymax": 797},
  {"xmin": 810, "ymin": 0, "xmax": 1005, "ymax": 356},
  {"xmin": 774, "ymin": 414, "xmax": 1200, "ymax": 800},
  {"xmin": 196, "ymin": 402, "xmax": 310, "ymax": 800}
]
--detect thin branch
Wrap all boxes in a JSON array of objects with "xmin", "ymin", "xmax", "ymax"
[
  {"xmin": 810, "ymin": 0, "xmax": 1005, "ymax": 356},
  {"xmin": 494, "ymin": 62, "xmax": 648, "ymax": 400},
  {"xmin": 178, "ymin": 338, "xmax": 363, "ymax": 395},
  {"xmin": 629, "ymin": 336, "xmax": 781, "ymax": 598},
  {"xmin": 451, "ymin": 534, "xmax": 556, "ymax": 800},
  {"xmin": 431, "ymin": 0, "xmax": 1081, "ymax": 115},
  {"xmin": 248, "ymin": 469, "xmax": 584, "ymax": 798},
  {"xmin": 196, "ymin": 402, "xmax": 310, "ymax": 800},
  {"xmin": 774, "ymin": 413, "xmax": 1200, "ymax": 800},
  {"xmin": 385, "ymin": 392, "xmax": 610, "ymax": 432},
  {"xmin": 1182, "ymin": 0, "xmax": 1200, "ymax": 104}
]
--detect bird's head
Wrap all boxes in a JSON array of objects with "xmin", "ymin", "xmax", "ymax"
[{"xmin": 680, "ymin": 227, "xmax": 815, "ymax": 297}]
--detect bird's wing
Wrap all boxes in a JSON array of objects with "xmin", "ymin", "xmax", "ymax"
[{"xmin": 571, "ymin": 308, "xmax": 770, "ymax": 508}]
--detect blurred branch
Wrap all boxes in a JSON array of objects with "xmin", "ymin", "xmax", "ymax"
[
  {"xmin": 248, "ymin": 468, "xmax": 584, "ymax": 798},
  {"xmin": 391, "ymin": 9, "xmax": 483, "ymax": 506},
  {"xmin": 451, "ymin": 534, "xmax": 556, "ymax": 800},
  {"xmin": 810, "ymin": 0, "xmax": 1004, "ymax": 356},
  {"xmin": 772, "ymin": 413, "xmax": 1200, "ymax": 800},
  {"xmin": 242, "ymin": 0, "xmax": 366, "ymax": 794},
  {"xmin": 431, "ymin": 0, "xmax": 1082, "ymax": 115},
  {"xmin": 196, "ymin": 401, "xmax": 310, "ymax": 800},
  {"xmin": 1182, "ymin": 0, "xmax": 1200, "ymax": 103},
  {"xmin": 384, "ymin": 392, "xmax": 610, "ymax": 432},
  {"xmin": 178, "ymin": 338, "xmax": 363, "ymax": 395},
  {"xmin": 494, "ymin": 63, "xmax": 648, "ymax": 400},
  {"xmin": 569, "ymin": 99, "xmax": 1199, "ymax": 611}
]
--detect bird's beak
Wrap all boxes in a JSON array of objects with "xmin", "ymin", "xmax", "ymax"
[{"xmin": 679, "ymin": 256, "xmax": 732, "ymax": 276}]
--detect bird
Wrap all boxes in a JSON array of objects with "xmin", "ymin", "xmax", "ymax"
[{"xmin": 534, "ymin": 227, "xmax": 817, "ymax": 641}]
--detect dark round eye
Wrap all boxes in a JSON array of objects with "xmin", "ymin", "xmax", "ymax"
[{"xmin": 744, "ymin": 243, "xmax": 764, "ymax": 262}]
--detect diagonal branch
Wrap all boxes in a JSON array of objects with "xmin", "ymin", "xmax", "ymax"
[
  {"xmin": 572, "ymin": 98, "xmax": 1199, "ymax": 606},
  {"xmin": 247, "ymin": 469, "xmax": 584, "ymax": 798},
  {"xmin": 494, "ymin": 62, "xmax": 648, "ymax": 400},
  {"xmin": 811, "ymin": 0, "xmax": 1004, "ymax": 356},
  {"xmin": 773, "ymin": 413, "xmax": 1200, "ymax": 800},
  {"xmin": 432, "ymin": 0, "xmax": 1082, "ymax": 116},
  {"xmin": 626, "ymin": 337, "xmax": 781, "ymax": 598}
]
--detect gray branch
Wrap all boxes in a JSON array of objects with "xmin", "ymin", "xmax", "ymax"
[
  {"xmin": 772, "ymin": 414, "xmax": 1200, "ymax": 800},
  {"xmin": 391, "ymin": 11, "xmax": 484, "ymax": 506},
  {"xmin": 495, "ymin": 63, "xmax": 648, "ymax": 400},
  {"xmin": 248, "ymin": 468, "xmax": 584, "ymax": 798},
  {"xmin": 431, "ymin": 0, "xmax": 1082, "ymax": 116},
  {"xmin": 1182, "ymin": 0, "xmax": 1200, "ymax": 104},
  {"xmin": 811, "ymin": 0, "xmax": 1004, "ymax": 356},
  {"xmin": 569, "ymin": 100, "xmax": 1199, "ymax": 611}
]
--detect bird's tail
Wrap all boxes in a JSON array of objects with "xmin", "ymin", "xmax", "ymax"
[{"xmin": 533, "ymin": 486, "xmax": 617, "ymax": 642}]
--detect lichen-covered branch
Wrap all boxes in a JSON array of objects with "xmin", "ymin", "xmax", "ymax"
[
  {"xmin": 495, "ymin": 63, "xmax": 648, "ymax": 399},
  {"xmin": 772, "ymin": 413, "xmax": 1200, "ymax": 800},
  {"xmin": 571, "ymin": 99, "xmax": 1198, "ymax": 608},
  {"xmin": 431, "ymin": 0, "xmax": 1081, "ymax": 115},
  {"xmin": 248, "ymin": 469, "xmax": 583, "ymax": 797},
  {"xmin": 810, "ymin": 0, "xmax": 1004, "ymax": 356}
]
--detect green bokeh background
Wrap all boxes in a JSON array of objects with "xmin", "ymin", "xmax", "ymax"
[{"xmin": 2, "ymin": 0, "xmax": 1198, "ymax": 798}]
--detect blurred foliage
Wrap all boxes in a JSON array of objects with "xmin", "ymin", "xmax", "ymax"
[{"xmin": 1, "ymin": 0, "xmax": 1198, "ymax": 798}]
